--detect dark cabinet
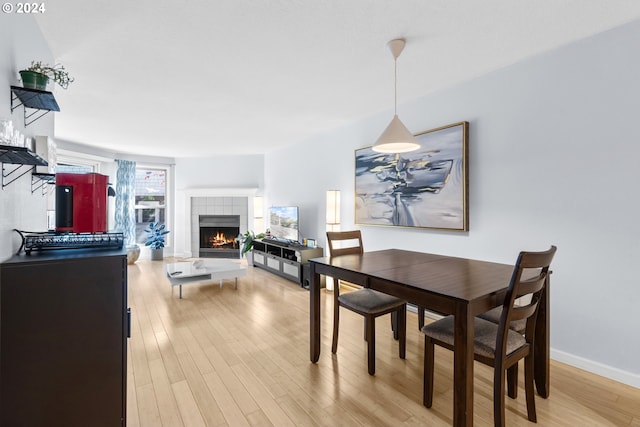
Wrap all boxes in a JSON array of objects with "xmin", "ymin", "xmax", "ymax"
[{"xmin": 0, "ymin": 248, "xmax": 128, "ymax": 426}]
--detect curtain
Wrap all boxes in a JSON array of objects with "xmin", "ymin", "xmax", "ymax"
[{"xmin": 114, "ymin": 159, "xmax": 137, "ymax": 246}]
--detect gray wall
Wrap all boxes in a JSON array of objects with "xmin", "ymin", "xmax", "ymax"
[
  {"xmin": 0, "ymin": 14, "xmax": 55, "ymax": 260},
  {"xmin": 265, "ymin": 20, "xmax": 640, "ymax": 386},
  {"xmin": 175, "ymin": 155, "xmax": 264, "ymax": 190}
]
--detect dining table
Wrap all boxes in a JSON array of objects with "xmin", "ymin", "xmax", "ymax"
[{"xmin": 309, "ymin": 249, "xmax": 550, "ymax": 427}]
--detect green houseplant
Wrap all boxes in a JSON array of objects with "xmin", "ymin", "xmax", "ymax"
[
  {"xmin": 239, "ymin": 230, "xmax": 265, "ymax": 262},
  {"xmin": 19, "ymin": 61, "xmax": 75, "ymax": 90},
  {"xmin": 145, "ymin": 222, "xmax": 170, "ymax": 260}
]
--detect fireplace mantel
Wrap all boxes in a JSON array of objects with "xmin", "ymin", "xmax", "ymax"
[{"xmin": 174, "ymin": 188, "xmax": 259, "ymax": 258}]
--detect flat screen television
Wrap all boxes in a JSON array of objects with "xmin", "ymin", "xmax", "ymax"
[{"xmin": 268, "ymin": 206, "xmax": 299, "ymax": 242}]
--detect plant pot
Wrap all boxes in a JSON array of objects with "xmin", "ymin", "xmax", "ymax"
[
  {"xmin": 126, "ymin": 244, "xmax": 141, "ymax": 265},
  {"xmin": 19, "ymin": 71, "xmax": 48, "ymax": 90},
  {"xmin": 244, "ymin": 251, "xmax": 253, "ymax": 265},
  {"xmin": 150, "ymin": 247, "xmax": 164, "ymax": 261}
]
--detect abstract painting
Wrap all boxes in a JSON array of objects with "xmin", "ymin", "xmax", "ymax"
[{"xmin": 355, "ymin": 121, "xmax": 468, "ymax": 231}]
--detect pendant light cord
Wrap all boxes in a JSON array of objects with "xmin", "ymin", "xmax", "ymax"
[{"xmin": 394, "ymin": 57, "xmax": 398, "ymax": 115}]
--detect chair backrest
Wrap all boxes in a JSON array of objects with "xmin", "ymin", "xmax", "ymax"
[
  {"xmin": 326, "ymin": 230, "xmax": 364, "ymax": 257},
  {"xmin": 497, "ymin": 246, "xmax": 557, "ymax": 355}
]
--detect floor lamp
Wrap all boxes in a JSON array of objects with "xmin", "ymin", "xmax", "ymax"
[
  {"xmin": 253, "ymin": 196, "xmax": 264, "ymax": 233},
  {"xmin": 325, "ymin": 190, "xmax": 340, "ymax": 291}
]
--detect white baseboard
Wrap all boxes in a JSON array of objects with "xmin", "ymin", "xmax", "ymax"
[
  {"xmin": 171, "ymin": 251, "xmax": 188, "ymax": 258},
  {"xmin": 407, "ymin": 304, "xmax": 443, "ymax": 320},
  {"xmin": 551, "ymin": 349, "xmax": 640, "ymax": 389}
]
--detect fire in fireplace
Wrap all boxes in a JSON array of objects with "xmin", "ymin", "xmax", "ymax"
[
  {"xmin": 199, "ymin": 215, "xmax": 240, "ymax": 258},
  {"xmin": 201, "ymin": 228, "xmax": 238, "ymax": 249}
]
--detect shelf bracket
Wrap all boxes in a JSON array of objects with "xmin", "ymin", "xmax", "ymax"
[
  {"xmin": 31, "ymin": 172, "xmax": 55, "ymax": 195},
  {"xmin": 10, "ymin": 90, "xmax": 25, "ymax": 112},
  {"xmin": 2, "ymin": 163, "xmax": 33, "ymax": 189},
  {"xmin": 24, "ymin": 108, "xmax": 53, "ymax": 127}
]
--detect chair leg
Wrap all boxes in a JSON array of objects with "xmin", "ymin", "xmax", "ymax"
[
  {"xmin": 332, "ymin": 304, "xmax": 340, "ymax": 354},
  {"xmin": 507, "ymin": 363, "xmax": 518, "ymax": 399},
  {"xmin": 423, "ymin": 336, "xmax": 435, "ymax": 407},
  {"xmin": 524, "ymin": 353, "xmax": 537, "ymax": 422},
  {"xmin": 398, "ymin": 306, "xmax": 406, "ymax": 359},
  {"xmin": 366, "ymin": 314, "xmax": 376, "ymax": 375},
  {"xmin": 418, "ymin": 305, "xmax": 425, "ymax": 330},
  {"xmin": 494, "ymin": 361, "xmax": 507, "ymax": 427}
]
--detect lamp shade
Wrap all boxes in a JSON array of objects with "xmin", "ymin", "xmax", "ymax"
[
  {"xmin": 372, "ymin": 115, "xmax": 420, "ymax": 153},
  {"xmin": 253, "ymin": 196, "xmax": 264, "ymax": 218},
  {"xmin": 326, "ymin": 190, "xmax": 341, "ymax": 225}
]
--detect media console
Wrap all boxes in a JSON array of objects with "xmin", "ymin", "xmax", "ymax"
[{"xmin": 252, "ymin": 239, "xmax": 323, "ymax": 286}]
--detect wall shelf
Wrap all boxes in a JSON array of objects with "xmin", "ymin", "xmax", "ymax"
[
  {"xmin": 1, "ymin": 143, "xmax": 48, "ymax": 189},
  {"xmin": 10, "ymin": 86, "xmax": 60, "ymax": 127}
]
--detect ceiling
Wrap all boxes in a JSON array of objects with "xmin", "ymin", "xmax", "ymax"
[{"xmin": 34, "ymin": 1, "xmax": 640, "ymax": 158}]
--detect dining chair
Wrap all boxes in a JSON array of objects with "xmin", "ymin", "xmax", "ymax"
[
  {"xmin": 478, "ymin": 306, "xmax": 527, "ymax": 333},
  {"xmin": 421, "ymin": 246, "xmax": 556, "ymax": 427},
  {"xmin": 477, "ymin": 296, "xmax": 528, "ymax": 398},
  {"xmin": 326, "ymin": 230, "xmax": 406, "ymax": 375}
]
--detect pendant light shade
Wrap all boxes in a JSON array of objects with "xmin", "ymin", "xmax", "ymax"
[
  {"xmin": 372, "ymin": 38, "xmax": 420, "ymax": 154},
  {"xmin": 373, "ymin": 114, "xmax": 420, "ymax": 153}
]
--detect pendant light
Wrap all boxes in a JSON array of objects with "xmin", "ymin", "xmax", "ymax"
[{"xmin": 372, "ymin": 38, "xmax": 420, "ymax": 153}]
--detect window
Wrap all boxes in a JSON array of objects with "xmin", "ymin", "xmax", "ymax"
[
  {"xmin": 135, "ymin": 167, "xmax": 168, "ymax": 245},
  {"xmin": 56, "ymin": 164, "xmax": 94, "ymax": 174},
  {"xmin": 56, "ymin": 150, "xmax": 103, "ymax": 173}
]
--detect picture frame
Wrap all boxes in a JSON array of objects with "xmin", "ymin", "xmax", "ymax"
[{"xmin": 354, "ymin": 121, "xmax": 469, "ymax": 231}]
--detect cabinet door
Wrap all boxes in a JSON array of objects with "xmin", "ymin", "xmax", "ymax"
[
  {"xmin": 266, "ymin": 254, "xmax": 281, "ymax": 271},
  {"xmin": 1, "ymin": 254, "xmax": 126, "ymax": 427},
  {"xmin": 282, "ymin": 259, "xmax": 301, "ymax": 281},
  {"xmin": 253, "ymin": 250, "xmax": 266, "ymax": 266}
]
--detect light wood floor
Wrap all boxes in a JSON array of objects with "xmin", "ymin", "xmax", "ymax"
[{"xmin": 126, "ymin": 259, "xmax": 640, "ymax": 427}]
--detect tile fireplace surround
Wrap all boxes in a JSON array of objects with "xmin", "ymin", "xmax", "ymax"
[{"xmin": 175, "ymin": 188, "xmax": 259, "ymax": 258}]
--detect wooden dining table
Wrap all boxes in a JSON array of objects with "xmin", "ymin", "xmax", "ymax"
[{"xmin": 309, "ymin": 249, "xmax": 550, "ymax": 427}]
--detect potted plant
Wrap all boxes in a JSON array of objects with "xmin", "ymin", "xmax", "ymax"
[
  {"xmin": 19, "ymin": 61, "xmax": 74, "ymax": 90},
  {"xmin": 238, "ymin": 230, "xmax": 265, "ymax": 263},
  {"xmin": 145, "ymin": 222, "xmax": 170, "ymax": 261}
]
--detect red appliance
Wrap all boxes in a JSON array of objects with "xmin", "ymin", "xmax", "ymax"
[{"xmin": 56, "ymin": 173, "xmax": 109, "ymax": 233}]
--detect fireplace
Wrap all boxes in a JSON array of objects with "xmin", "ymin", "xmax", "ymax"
[{"xmin": 199, "ymin": 215, "xmax": 240, "ymax": 258}]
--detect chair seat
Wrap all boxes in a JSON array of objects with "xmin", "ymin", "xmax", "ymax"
[
  {"xmin": 478, "ymin": 306, "xmax": 527, "ymax": 332},
  {"xmin": 338, "ymin": 288, "xmax": 406, "ymax": 314},
  {"xmin": 421, "ymin": 315, "xmax": 526, "ymax": 359}
]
